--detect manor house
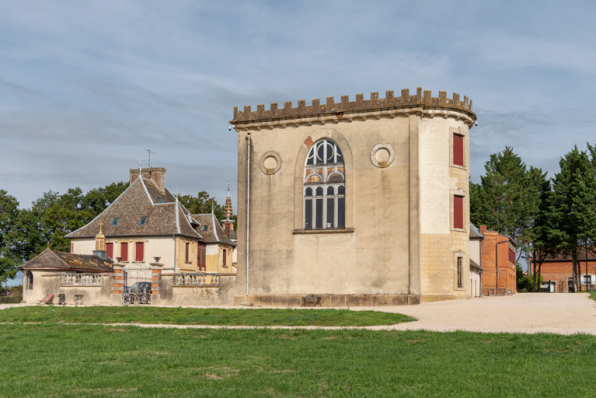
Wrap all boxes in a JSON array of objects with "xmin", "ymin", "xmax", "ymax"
[{"xmin": 231, "ymin": 87, "xmax": 477, "ymax": 305}]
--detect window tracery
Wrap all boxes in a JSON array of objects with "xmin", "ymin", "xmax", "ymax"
[{"xmin": 304, "ymin": 139, "xmax": 345, "ymax": 229}]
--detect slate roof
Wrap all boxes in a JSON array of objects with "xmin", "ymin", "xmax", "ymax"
[
  {"xmin": 470, "ymin": 258, "xmax": 482, "ymax": 272},
  {"xmin": 229, "ymin": 228, "xmax": 237, "ymax": 241},
  {"xmin": 66, "ymin": 177, "xmax": 203, "ymax": 240},
  {"xmin": 469, "ymin": 223, "xmax": 483, "ymax": 239},
  {"xmin": 192, "ymin": 213, "xmax": 236, "ymax": 247},
  {"xmin": 19, "ymin": 249, "xmax": 114, "ymax": 272}
]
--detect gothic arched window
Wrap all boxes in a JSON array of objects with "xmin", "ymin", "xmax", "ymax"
[{"xmin": 304, "ymin": 139, "xmax": 345, "ymax": 229}]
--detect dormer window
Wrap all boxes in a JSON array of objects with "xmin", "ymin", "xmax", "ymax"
[
  {"xmin": 157, "ymin": 198, "xmax": 163, "ymax": 203},
  {"xmin": 139, "ymin": 217, "xmax": 147, "ymax": 226},
  {"xmin": 111, "ymin": 218, "xmax": 119, "ymax": 226},
  {"xmin": 202, "ymin": 225, "xmax": 208, "ymax": 231}
]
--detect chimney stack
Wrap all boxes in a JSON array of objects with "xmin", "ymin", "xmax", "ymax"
[
  {"xmin": 479, "ymin": 225, "xmax": 487, "ymax": 234},
  {"xmin": 130, "ymin": 167, "xmax": 166, "ymax": 191}
]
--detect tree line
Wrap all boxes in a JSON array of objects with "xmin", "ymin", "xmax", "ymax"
[
  {"xmin": 0, "ymin": 184, "xmax": 225, "ymax": 288},
  {"xmin": 471, "ymin": 144, "xmax": 596, "ymax": 291}
]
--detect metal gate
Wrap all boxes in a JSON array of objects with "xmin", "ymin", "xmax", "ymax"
[{"xmin": 122, "ymin": 266, "xmax": 152, "ymax": 305}]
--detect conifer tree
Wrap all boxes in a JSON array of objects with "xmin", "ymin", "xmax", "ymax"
[
  {"xmin": 471, "ymin": 147, "xmax": 541, "ymax": 261},
  {"xmin": 547, "ymin": 146, "xmax": 596, "ymax": 290}
]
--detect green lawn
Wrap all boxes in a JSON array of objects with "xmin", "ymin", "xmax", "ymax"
[
  {"xmin": 1, "ymin": 324, "xmax": 596, "ymax": 397},
  {"xmin": 0, "ymin": 306, "xmax": 414, "ymax": 326}
]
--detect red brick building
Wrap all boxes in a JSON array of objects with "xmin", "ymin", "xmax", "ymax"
[
  {"xmin": 534, "ymin": 247, "xmax": 596, "ymax": 292},
  {"xmin": 479, "ymin": 225, "xmax": 517, "ymax": 296}
]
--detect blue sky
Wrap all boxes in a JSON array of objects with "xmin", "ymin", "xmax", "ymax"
[{"xmin": 1, "ymin": 1, "xmax": 595, "ymax": 207}]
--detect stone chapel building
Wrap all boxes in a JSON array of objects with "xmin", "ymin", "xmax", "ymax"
[{"xmin": 231, "ymin": 88, "xmax": 477, "ymax": 306}]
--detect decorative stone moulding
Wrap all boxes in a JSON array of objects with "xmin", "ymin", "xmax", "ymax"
[
  {"xmin": 231, "ymin": 87, "xmax": 477, "ymax": 128},
  {"xmin": 259, "ymin": 151, "xmax": 282, "ymax": 175},
  {"xmin": 371, "ymin": 143, "xmax": 395, "ymax": 168}
]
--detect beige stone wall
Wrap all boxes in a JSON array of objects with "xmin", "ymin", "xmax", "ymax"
[
  {"xmin": 236, "ymin": 119, "xmax": 415, "ymax": 297},
  {"xmin": 418, "ymin": 117, "xmax": 471, "ymax": 300},
  {"xmin": 21, "ymin": 271, "xmax": 114, "ymax": 305}
]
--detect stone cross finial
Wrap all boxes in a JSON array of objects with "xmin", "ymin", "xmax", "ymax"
[{"xmin": 99, "ymin": 221, "xmax": 103, "ymax": 233}]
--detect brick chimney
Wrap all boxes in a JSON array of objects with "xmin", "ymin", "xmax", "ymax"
[
  {"xmin": 479, "ymin": 225, "xmax": 487, "ymax": 234},
  {"xmin": 129, "ymin": 167, "xmax": 166, "ymax": 191}
]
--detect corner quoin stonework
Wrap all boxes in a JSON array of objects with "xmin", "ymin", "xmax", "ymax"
[{"xmin": 231, "ymin": 88, "xmax": 477, "ymax": 307}]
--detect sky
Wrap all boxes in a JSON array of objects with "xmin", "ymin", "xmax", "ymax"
[{"xmin": 1, "ymin": 1, "xmax": 595, "ymax": 207}]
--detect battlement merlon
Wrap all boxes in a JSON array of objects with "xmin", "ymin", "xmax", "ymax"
[{"xmin": 230, "ymin": 88, "xmax": 476, "ymax": 126}]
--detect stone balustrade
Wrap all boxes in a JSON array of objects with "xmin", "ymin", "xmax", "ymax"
[
  {"xmin": 61, "ymin": 273, "xmax": 103, "ymax": 286},
  {"xmin": 174, "ymin": 273, "xmax": 220, "ymax": 287}
]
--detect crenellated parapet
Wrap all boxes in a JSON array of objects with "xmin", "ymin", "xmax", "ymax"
[{"xmin": 231, "ymin": 88, "xmax": 476, "ymax": 126}]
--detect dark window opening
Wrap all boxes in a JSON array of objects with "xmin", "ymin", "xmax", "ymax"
[
  {"xmin": 111, "ymin": 217, "xmax": 119, "ymax": 226},
  {"xmin": 457, "ymin": 257, "xmax": 463, "ymax": 288},
  {"xmin": 454, "ymin": 195, "xmax": 464, "ymax": 229},
  {"xmin": 139, "ymin": 217, "xmax": 147, "ymax": 226}
]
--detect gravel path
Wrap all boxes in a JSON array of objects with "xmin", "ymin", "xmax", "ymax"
[
  {"xmin": 362, "ymin": 293, "xmax": 596, "ymax": 335},
  {"xmin": 2, "ymin": 294, "xmax": 595, "ymax": 335}
]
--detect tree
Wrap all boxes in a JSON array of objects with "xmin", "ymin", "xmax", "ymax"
[
  {"xmin": 525, "ymin": 166, "xmax": 556, "ymax": 291},
  {"xmin": 178, "ymin": 191, "xmax": 225, "ymax": 220},
  {"xmin": 547, "ymin": 146, "xmax": 596, "ymax": 290},
  {"xmin": 0, "ymin": 190, "xmax": 20, "ymax": 288},
  {"xmin": 470, "ymin": 147, "xmax": 542, "ymax": 261}
]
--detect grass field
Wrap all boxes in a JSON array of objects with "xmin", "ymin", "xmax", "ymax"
[
  {"xmin": 0, "ymin": 306, "xmax": 414, "ymax": 326},
  {"xmin": 1, "ymin": 324, "xmax": 596, "ymax": 397}
]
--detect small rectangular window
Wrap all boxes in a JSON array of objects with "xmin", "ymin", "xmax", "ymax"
[
  {"xmin": 453, "ymin": 134, "xmax": 464, "ymax": 166},
  {"xmin": 457, "ymin": 257, "xmax": 463, "ymax": 288},
  {"xmin": 185, "ymin": 242, "xmax": 190, "ymax": 262},
  {"xmin": 157, "ymin": 198, "xmax": 163, "ymax": 203},
  {"xmin": 202, "ymin": 225, "xmax": 208, "ymax": 231},
  {"xmin": 454, "ymin": 195, "xmax": 464, "ymax": 229},
  {"xmin": 135, "ymin": 242, "xmax": 144, "ymax": 262},
  {"xmin": 111, "ymin": 217, "xmax": 119, "ymax": 226},
  {"xmin": 223, "ymin": 249, "xmax": 227, "ymax": 266},
  {"xmin": 139, "ymin": 217, "xmax": 147, "ymax": 226},
  {"xmin": 120, "ymin": 242, "xmax": 128, "ymax": 262}
]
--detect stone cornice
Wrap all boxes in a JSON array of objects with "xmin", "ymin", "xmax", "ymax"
[{"xmin": 231, "ymin": 88, "xmax": 477, "ymax": 130}]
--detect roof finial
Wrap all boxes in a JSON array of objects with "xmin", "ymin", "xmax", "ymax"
[
  {"xmin": 99, "ymin": 221, "xmax": 103, "ymax": 234},
  {"xmin": 227, "ymin": 179, "xmax": 230, "ymax": 197},
  {"xmin": 46, "ymin": 241, "xmax": 50, "ymax": 249}
]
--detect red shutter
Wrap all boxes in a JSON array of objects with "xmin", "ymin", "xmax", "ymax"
[
  {"xmin": 106, "ymin": 243, "xmax": 113, "ymax": 259},
  {"xmin": 454, "ymin": 195, "xmax": 464, "ymax": 229},
  {"xmin": 185, "ymin": 243, "xmax": 190, "ymax": 262},
  {"xmin": 223, "ymin": 249, "xmax": 227, "ymax": 266},
  {"xmin": 135, "ymin": 242, "xmax": 144, "ymax": 262},
  {"xmin": 120, "ymin": 242, "xmax": 128, "ymax": 262},
  {"xmin": 453, "ymin": 134, "xmax": 464, "ymax": 166}
]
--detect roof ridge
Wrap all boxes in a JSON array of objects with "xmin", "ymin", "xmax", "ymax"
[
  {"xmin": 66, "ymin": 179, "xmax": 136, "ymax": 238},
  {"xmin": 139, "ymin": 177, "xmax": 155, "ymax": 205},
  {"xmin": 178, "ymin": 202, "xmax": 203, "ymax": 239}
]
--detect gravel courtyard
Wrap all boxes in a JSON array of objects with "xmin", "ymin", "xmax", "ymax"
[{"xmin": 365, "ymin": 293, "xmax": 596, "ymax": 335}]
